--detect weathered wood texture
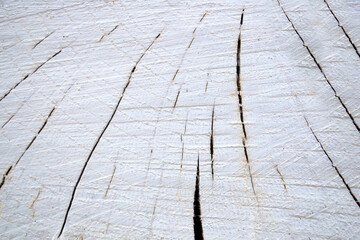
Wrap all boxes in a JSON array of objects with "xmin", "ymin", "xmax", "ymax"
[{"xmin": 0, "ymin": 0, "xmax": 359, "ymax": 239}]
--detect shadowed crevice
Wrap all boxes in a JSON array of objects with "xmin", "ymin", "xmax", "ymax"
[
  {"xmin": 193, "ymin": 154, "xmax": 204, "ymax": 240},
  {"xmin": 210, "ymin": 104, "xmax": 215, "ymax": 179}
]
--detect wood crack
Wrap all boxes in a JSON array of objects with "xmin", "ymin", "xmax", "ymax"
[
  {"xmin": 104, "ymin": 164, "xmax": 116, "ymax": 198},
  {"xmin": 173, "ymin": 90, "xmax": 181, "ymax": 108},
  {"xmin": 210, "ymin": 104, "xmax": 215, "ymax": 179},
  {"xmin": 237, "ymin": 9, "xmax": 247, "ymax": 139},
  {"xmin": 33, "ymin": 31, "xmax": 55, "ymax": 49},
  {"xmin": 0, "ymin": 166, "xmax": 12, "ymax": 189},
  {"xmin": 237, "ymin": 9, "xmax": 256, "ymax": 198},
  {"xmin": 1, "ymin": 91, "xmax": 34, "ymax": 128},
  {"xmin": 276, "ymin": 0, "xmax": 360, "ymax": 133},
  {"xmin": 193, "ymin": 154, "xmax": 204, "ymax": 240},
  {"xmin": 323, "ymin": 0, "xmax": 359, "ymax": 58},
  {"xmin": 275, "ymin": 165, "xmax": 287, "ymax": 191},
  {"xmin": 3, "ymin": 79, "xmax": 75, "ymax": 178},
  {"xmin": 30, "ymin": 189, "xmax": 42, "ymax": 217},
  {"xmin": 180, "ymin": 114, "xmax": 188, "ymax": 169},
  {"xmin": 188, "ymin": 37, "xmax": 195, "ymax": 49},
  {"xmin": 2, "ymin": 114, "xmax": 14, "ymax": 129},
  {"xmin": 57, "ymin": 32, "xmax": 161, "ymax": 238},
  {"xmin": 2, "ymin": 77, "xmax": 77, "ymax": 185},
  {"xmin": 0, "ymin": 106, "xmax": 55, "ymax": 190},
  {"xmin": 172, "ymin": 12, "xmax": 207, "ymax": 83},
  {"xmin": 98, "ymin": 24, "xmax": 119, "ymax": 42},
  {"xmin": 0, "ymin": 49, "xmax": 63, "ymax": 102},
  {"xmin": 304, "ymin": 117, "xmax": 360, "ymax": 208},
  {"xmin": 15, "ymin": 106, "xmax": 55, "ymax": 168},
  {"xmin": 200, "ymin": 12, "xmax": 207, "ymax": 23}
]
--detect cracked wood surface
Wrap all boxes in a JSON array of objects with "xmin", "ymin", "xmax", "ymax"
[{"xmin": 0, "ymin": 0, "xmax": 359, "ymax": 239}]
